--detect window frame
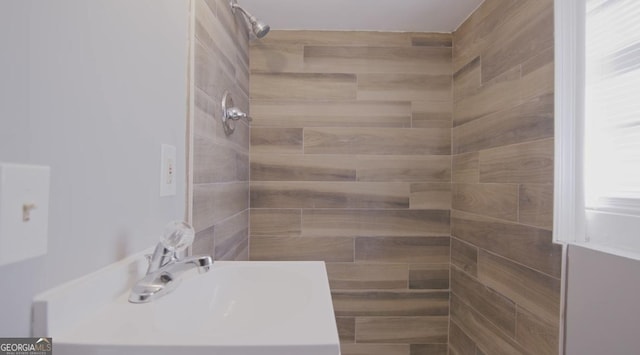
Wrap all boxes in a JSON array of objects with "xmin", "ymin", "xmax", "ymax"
[
  {"xmin": 554, "ymin": 0, "xmax": 587, "ymax": 245},
  {"xmin": 555, "ymin": 0, "xmax": 640, "ymax": 256}
]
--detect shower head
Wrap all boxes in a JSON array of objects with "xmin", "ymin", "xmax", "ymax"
[{"xmin": 230, "ymin": 1, "xmax": 270, "ymax": 39}]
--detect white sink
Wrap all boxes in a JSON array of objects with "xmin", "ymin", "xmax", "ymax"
[{"xmin": 33, "ymin": 253, "xmax": 340, "ymax": 355}]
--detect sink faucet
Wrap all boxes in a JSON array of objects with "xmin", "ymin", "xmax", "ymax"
[{"xmin": 129, "ymin": 221, "xmax": 213, "ymax": 303}]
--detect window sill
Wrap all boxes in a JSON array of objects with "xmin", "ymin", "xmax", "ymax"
[{"xmin": 566, "ymin": 241, "xmax": 640, "ymax": 262}]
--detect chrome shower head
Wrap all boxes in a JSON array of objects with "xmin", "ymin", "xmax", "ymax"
[
  {"xmin": 230, "ymin": 1, "xmax": 270, "ymax": 39},
  {"xmin": 251, "ymin": 19, "xmax": 271, "ymax": 39}
]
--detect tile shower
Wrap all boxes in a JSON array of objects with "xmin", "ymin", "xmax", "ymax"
[
  {"xmin": 450, "ymin": 0, "xmax": 558, "ymax": 354},
  {"xmin": 249, "ymin": 30, "xmax": 453, "ymax": 354},
  {"xmin": 192, "ymin": 0, "xmax": 560, "ymax": 354},
  {"xmin": 192, "ymin": 0, "xmax": 251, "ymax": 261}
]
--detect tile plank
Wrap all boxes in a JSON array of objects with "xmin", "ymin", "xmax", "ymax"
[
  {"xmin": 520, "ymin": 50, "xmax": 554, "ymax": 101},
  {"xmin": 453, "ymin": 94, "xmax": 554, "ymax": 154},
  {"xmin": 522, "ymin": 45, "xmax": 554, "ymax": 77},
  {"xmin": 452, "ymin": 183, "xmax": 518, "ymax": 221},
  {"xmin": 453, "ymin": 66, "xmax": 522, "ymax": 127},
  {"xmin": 450, "ymin": 296, "xmax": 526, "ymax": 355},
  {"xmin": 411, "ymin": 33, "xmax": 453, "ymax": 47},
  {"xmin": 448, "ymin": 321, "xmax": 477, "ymax": 355},
  {"xmin": 358, "ymin": 73, "xmax": 452, "ymax": 101},
  {"xmin": 454, "ymin": 0, "xmax": 552, "ymax": 75},
  {"xmin": 477, "ymin": 250, "xmax": 561, "ymax": 325},
  {"xmin": 193, "ymin": 87, "xmax": 220, "ymax": 142},
  {"xmin": 409, "ymin": 264, "xmax": 450, "ymax": 290},
  {"xmin": 451, "ymin": 237, "xmax": 478, "ymax": 277},
  {"xmin": 410, "ymin": 183, "xmax": 452, "ymax": 210},
  {"xmin": 453, "ymin": 56, "xmax": 481, "ymax": 102},
  {"xmin": 205, "ymin": 0, "xmax": 250, "ymax": 65},
  {"xmin": 332, "ymin": 290, "xmax": 449, "ymax": 317},
  {"xmin": 251, "ymin": 72, "xmax": 357, "ymax": 100},
  {"xmin": 479, "ymin": 138, "xmax": 554, "ymax": 184},
  {"xmin": 249, "ymin": 209, "xmax": 300, "ymax": 237},
  {"xmin": 516, "ymin": 305, "xmax": 559, "ymax": 355},
  {"xmin": 250, "ymin": 127, "xmax": 303, "ymax": 154},
  {"xmin": 518, "ymin": 184, "xmax": 553, "ymax": 230},
  {"xmin": 356, "ymin": 155, "xmax": 451, "ymax": 182},
  {"xmin": 194, "ymin": 135, "xmax": 249, "ymax": 184},
  {"xmin": 249, "ymin": 236, "xmax": 354, "ymax": 262},
  {"xmin": 355, "ymin": 237, "xmax": 450, "ymax": 264},
  {"xmin": 340, "ymin": 343, "xmax": 409, "ymax": 355},
  {"xmin": 481, "ymin": 4, "xmax": 553, "ymax": 83},
  {"xmin": 251, "ymin": 181, "xmax": 410, "ymax": 209},
  {"xmin": 213, "ymin": 210, "xmax": 249, "ymax": 261},
  {"xmin": 303, "ymin": 46, "xmax": 452, "ymax": 75},
  {"xmin": 193, "ymin": 224, "xmax": 215, "ymax": 257},
  {"xmin": 453, "ymin": 0, "xmax": 521, "ymax": 72},
  {"xmin": 260, "ymin": 30, "xmax": 413, "ymax": 47},
  {"xmin": 356, "ymin": 317, "xmax": 449, "ymax": 344},
  {"xmin": 303, "ymin": 209, "xmax": 450, "ymax": 237},
  {"xmin": 250, "ymin": 100, "xmax": 412, "ymax": 128},
  {"xmin": 412, "ymin": 101, "xmax": 453, "ymax": 129},
  {"xmin": 326, "ymin": 263, "xmax": 408, "ymax": 290},
  {"xmin": 451, "ymin": 266, "xmax": 516, "ymax": 337},
  {"xmin": 451, "ymin": 210, "xmax": 562, "ymax": 278},
  {"xmin": 192, "ymin": 182, "xmax": 249, "ymax": 233},
  {"xmin": 410, "ymin": 344, "xmax": 448, "ymax": 355},
  {"xmin": 251, "ymin": 154, "xmax": 356, "ymax": 181},
  {"xmin": 452, "ymin": 152, "xmax": 479, "ymax": 183},
  {"xmin": 336, "ymin": 317, "xmax": 356, "ymax": 343},
  {"xmin": 250, "ymin": 43, "xmax": 304, "ymax": 73},
  {"xmin": 304, "ymin": 128, "xmax": 451, "ymax": 155}
]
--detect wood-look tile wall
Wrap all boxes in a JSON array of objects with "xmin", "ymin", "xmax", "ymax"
[
  {"xmin": 450, "ymin": 0, "xmax": 560, "ymax": 354},
  {"xmin": 249, "ymin": 31, "xmax": 453, "ymax": 355},
  {"xmin": 192, "ymin": 0, "xmax": 250, "ymax": 261}
]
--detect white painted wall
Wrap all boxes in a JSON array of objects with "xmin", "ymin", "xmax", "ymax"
[
  {"xmin": 565, "ymin": 245, "xmax": 640, "ymax": 354},
  {"xmin": 0, "ymin": 0, "xmax": 189, "ymax": 336},
  {"xmin": 239, "ymin": 0, "xmax": 484, "ymax": 32}
]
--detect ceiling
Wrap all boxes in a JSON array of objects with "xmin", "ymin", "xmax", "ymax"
[{"xmin": 237, "ymin": 0, "xmax": 485, "ymax": 33}]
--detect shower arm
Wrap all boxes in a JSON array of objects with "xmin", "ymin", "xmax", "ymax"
[
  {"xmin": 231, "ymin": 3, "xmax": 256, "ymax": 23},
  {"xmin": 230, "ymin": 0, "xmax": 270, "ymax": 39}
]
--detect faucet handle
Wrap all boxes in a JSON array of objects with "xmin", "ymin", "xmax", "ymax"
[{"xmin": 161, "ymin": 221, "xmax": 195, "ymax": 253}]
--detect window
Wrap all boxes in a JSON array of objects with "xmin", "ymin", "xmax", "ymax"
[{"xmin": 555, "ymin": 0, "xmax": 640, "ymax": 255}]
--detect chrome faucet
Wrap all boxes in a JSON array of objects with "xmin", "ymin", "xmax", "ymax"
[{"xmin": 129, "ymin": 221, "xmax": 213, "ymax": 303}]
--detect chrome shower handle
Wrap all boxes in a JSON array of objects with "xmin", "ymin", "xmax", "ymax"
[
  {"xmin": 221, "ymin": 91, "xmax": 251, "ymax": 135},
  {"xmin": 225, "ymin": 107, "xmax": 253, "ymax": 122}
]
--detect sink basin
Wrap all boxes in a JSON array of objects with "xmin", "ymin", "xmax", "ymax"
[{"xmin": 33, "ymin": 253, "xmax": 340, "ymax": 355}]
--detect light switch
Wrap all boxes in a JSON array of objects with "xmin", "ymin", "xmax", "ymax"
[
  {"xmin": 160, "ymin": 144, "xmax": 177, "ymax": 197},
  {"xmin": 0, "ymin": 163, "xmax": 50, "ymax": 266}
]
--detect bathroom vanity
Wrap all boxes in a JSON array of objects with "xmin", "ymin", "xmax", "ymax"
[{"xmin": 32, "ymin": 252, "xmax": 340, "ymax": 355}]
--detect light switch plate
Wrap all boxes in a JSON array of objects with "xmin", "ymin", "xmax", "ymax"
[
  {"xmin": 160, "ymin": 144, "xmax": 177, "ymax": 197},
  {"xmin": 0, "ymin": 163, "xmax": 50, "ymax": 266}
]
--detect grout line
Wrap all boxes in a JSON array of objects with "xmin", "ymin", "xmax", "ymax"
[
  {"xmin": 352, "ymin": 236, "xmax": 356, "ymax": 263},
  {"xmin": 406, "ymin": 263, "xmax": 410, "ymax": 290},
  {"xmin": 514, "ymin": 304, "xmax": 519, "ymax": 341},
  {"xmin": 449, "ymin": 59, "xmax": 455, "ymax": 353},
  {"xmin": 299, "ymin": 208, "xmax": 303, "ymax": 237},
  {"xmin": 452, "ymin": 218, "xmax": 560, "ymax": 280},
  {"xmin": 475, "ymin": 136, "xmax": 555, "ymax": 154},
  {"xmin": 453, "ymin": 206, "xmax": 553, "ymax": 232},
  {"xmin": 516, "ymin": 184, "xmax": 520, "ymax": 223},
  {"xmin": 479, "ymin": 248, "xmax": 562, "ymax": 281},
  {"xmin": 452, "ymin": 208, "xmax": 543, "ymax": 227},
  {"xmin": 451, "ymin": 287, "xmax": 519, "ymax": 345},
  {"xmin": 450, "ymin": 264, "xmax": 487, "ymax": 291}
]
